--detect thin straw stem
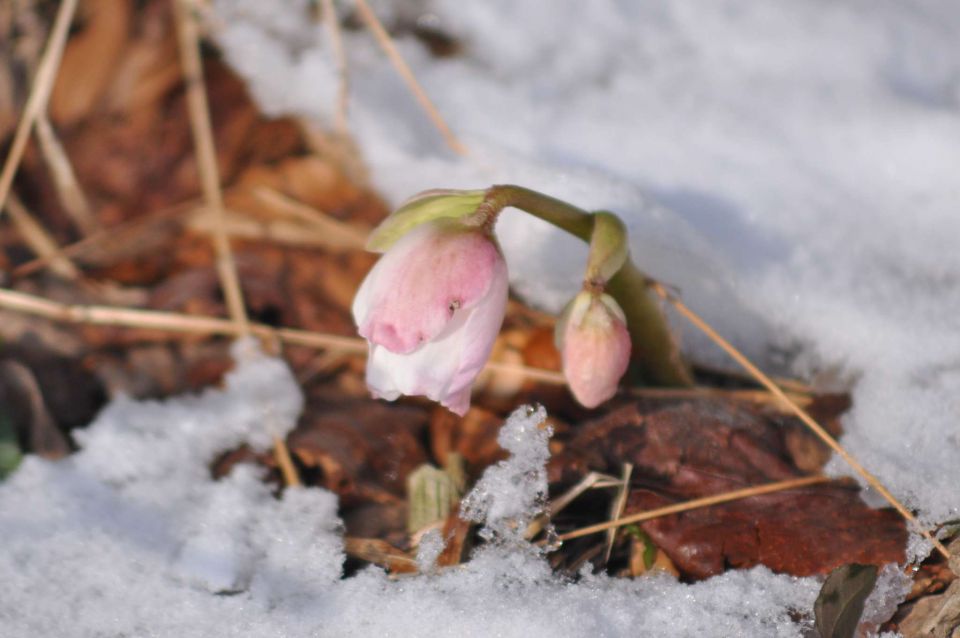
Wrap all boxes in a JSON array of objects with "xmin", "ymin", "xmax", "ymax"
[
  {"xmin": 34, "ymin": 113, "xmax": 98, "ymax": 235},
  {"xmin": 320, "ymin": 0, "xmax": 349, "ymax": 134},
  {"xmin": 173, "ymin": 0, "xmax": 249, "ymax": 333},
  {"xmin": 0, "ymin": 287, "xmax": 572, "ymax": 384},
  {"xmin": 0, "ymin": 0, "xmax": 80, "ymax": 215},
  {"xmin": 557, "ymin": 475, "xmax": 832, "ymax": 542},
  {"xmin": 353, "ymin": 0, "xmax": 467, "ymax": 156}
]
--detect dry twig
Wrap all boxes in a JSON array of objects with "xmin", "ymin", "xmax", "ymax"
[
  {"xmin": 174, "ymin": 0, "xmax": 306, "ymax": 484},
  {"xmin": 5, "ymin": 193, "xmax": 79, "ymax": 280},
  {"xmin": 0, "ymin": 288, "xmax": 586, "ymax": 388},
  {"xmin": 251, "ymin": 187, "xmax": 368, "ymax": 248},
  {"xmin": 34, "ymin": 113, "xmax": 98, "ymax": 235},
  {"xmin": 11, "ymin": 201, "xmax": 194, "ymax": 279},
  {"xmin": 320, "ymin": 0, "xmax": 349, "ymax": 134},
  {"xmin": 0, "ymin": 0, "xmax": 79, "ymax": 216},
  {"xmin": 557, "ymin": 475, "xmax": 833, "ymax": 542},
  {"xmin": 353, "ymin": 0, "xmax": 467, "ymax": 156},
  {"xmin": 604, "ymin": 463, "xmax": 633, "ymax": 563},
  {"xmin": 649, "ymin": 281, "xmax": 951, "ymax": 560},
  {"xmin": 173, "ymin": 0, "xmax": 249, "ymax": 333}
]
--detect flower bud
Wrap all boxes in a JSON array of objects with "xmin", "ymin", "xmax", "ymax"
[
  {"xmin": 556, "ymin": 291, "xmax": 631, "ymax": 408},
  {"xmin": 352, "ymin": 220, "xmax": 508, "ymax": 415}
]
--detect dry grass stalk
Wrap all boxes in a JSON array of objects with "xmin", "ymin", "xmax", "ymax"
[
  {"xmin": 353, "ymin": 0, "xmax": 467, "ymax": 156},
  {"xmin": 484, "ymin": 359, "xmax": 565, "ymax": 384},
  {"xmin": 188, "ymin": 207, "xmax": 363, "ymax": 251},
  {"xmin": 272, "ymin": 433, "xmax": 302, "ymax": 487},
  {"xmin": 557, "ymin": 474, "xmax": 833, "ymax": 542},
  {"xmin": 0, "ymin": 288, "xmax": 595, "ymax": 389},
  {"xmin": 175, "ymin": 0, "xmax": 305, "ymax": 484},
  {"xmin": 251, "ymin": 187, "xmax": 368, "ymax": 248},
  {"xmin": 11, "ymin": 201, "xmax": 195, "ymax": 279},
  {"xmin": 604, "ymin": 463, "xmax": 633, "ymax": 563},
  {"xmin": 695, "ymin": 361, "xmax": 814, "ymax": 396},
  {"xmin": 525, "ymin": 471, "xmax": 619, "ymax": 539},
  {"xmin": 320, "ymin": 0, "xmax": 349, "ymax": 134},
  {"xmin": 34, "ymin": 113, "xmax": 98, "ymax": 235},
  {"xmin": 649, "ymin": 281, "xmax": 951, "ymax": 560},
  {"xmin": 173, "ymin": 0, "xmax": 249, "ymax": 333},
  {"xmin": 0, "ymin": 0, "xmax": 80, "ymax": 216},
  {"xmin": 626, "ymin": 386, "xmax": 813, "ymax": 409},
  {"xmin": 5, "ymin": 194, "xmax": 79, "ymax": 280}
]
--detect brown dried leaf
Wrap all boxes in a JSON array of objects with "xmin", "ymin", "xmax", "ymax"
[
  {"xmin": 288, "ymin": 401, "xmax": 428, "ymax": 498},
  {"xmin": 429, "ymin": 405, "xmax": 506, "ymax": 476},
  {"xmin": 50, "ymin": 0, "xmax": 132, "ymax": 126},
  {"xmin": 0, "ymin": 360, "xmax": 70, "ymax": 459},
  {"xmin": 436, "ymin": 508, "xmax": 471, "ymax": 568},
  {"xmin": 344, "ymin": 537, "xmax": 418, "ymax": 575},
  {"xmin": 553, "ymin": 399, "xmax": 906, "ymax": 578}
]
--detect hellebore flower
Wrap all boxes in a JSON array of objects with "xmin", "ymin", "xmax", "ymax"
[
  {"xmin": 557, "ymin": 291, "xmax": 631, "ymax": 408},
  {"xmin": 352, "ymin": 220, "xmax": 508, "ymax": 415}
]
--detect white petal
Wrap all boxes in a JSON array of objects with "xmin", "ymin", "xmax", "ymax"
[{"xmin": 364, "ymin": 310, "xmax": 471, "ymax": 402}]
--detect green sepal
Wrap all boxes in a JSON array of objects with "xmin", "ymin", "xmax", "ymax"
[
  {"xmin": 586, "ymin": 211, "xmax": 628, "ymax": 283},
  {"xmin": 366, "ymin": 189, "xmax": 487, "ymax": 252}
]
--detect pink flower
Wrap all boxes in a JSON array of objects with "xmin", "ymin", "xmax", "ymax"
[
  {"xmin": 352, "ymin": 221, "xmax": 509, "ymax": 415},
  {"xmin": 557, "ymin": 291, "xmax": 631, "ymax": 408}
]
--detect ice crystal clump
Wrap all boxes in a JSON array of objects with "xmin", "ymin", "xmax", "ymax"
[{"xmin": 460, "ymin": 405, "xmax": 552, "ymax": 543}]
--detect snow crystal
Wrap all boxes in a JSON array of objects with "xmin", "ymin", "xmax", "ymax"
[
  {"xmin": 460, "ymin": 404, "xmax": 551, "ymax": 543},
  {"xmin": 416, "ymin": 528, "xmax": 445, "ymax": 572},
  {"xmin": 860, "ymin": 563, "xmax": 914, "ymax": 633}
]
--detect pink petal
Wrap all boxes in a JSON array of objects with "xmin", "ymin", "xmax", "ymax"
[
  {"xmin": 361, "ymin": 253, "xmax": 509, "ymax": 416},
  {"xmin": 441, "ymin": 257, "xmax": 509, "ymax": 401},
  {"xmin": 353, "ymin": 223, "xmax": 501, "ymax": 354}
]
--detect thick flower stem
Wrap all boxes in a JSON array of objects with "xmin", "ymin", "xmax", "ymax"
[
  {"xmin": 606, "ymin": 261, "xmax": 693, "ymax": 386},
  {"xmin": 484, "ymin": 185, "xmax": 693, "ymax": 386}
]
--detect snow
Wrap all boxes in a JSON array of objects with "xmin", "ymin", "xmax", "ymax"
[
  {"xmin": 460, "ymin": 404, "xmax": 551, "ymax": 543},
  {"xmin": 0, "ymin": 352, "xmax": 823, "ymax": 637},
  {"xmin": 5, "ymin": 0, "xmax": 960, "ymax": 634},
  {"xmin": 861, "ymin": 563, "xmax": 914, "ymax": 633}
]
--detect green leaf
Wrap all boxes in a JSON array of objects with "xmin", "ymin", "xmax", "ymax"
[
  {"xmin": 0, "ymin": 411, "xmax": 22, "ymax": 480},
  {"xmin": 622, "ymin": 524, "xmax": 657, "ymax": 570},
  {"xmin": 366, "ymin": 189, "xmax": 487, "ymax": 252},
  {"xmin": 814, "ymin": 563, "xmax": 878, "ymax": 638}
]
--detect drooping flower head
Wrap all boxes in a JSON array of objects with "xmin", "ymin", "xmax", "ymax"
[
  {"xmin": 556, "ymin": 290, "xmax": 631, "ymax": 408},
  {"xmin": 352, "ymin": 190, "xmax": 508, "ymax": 416}
]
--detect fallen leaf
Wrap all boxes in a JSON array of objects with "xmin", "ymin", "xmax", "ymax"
[
  {"xmin": 551, "ymin": 399, "xmax": 905, "ymax": 578},
  {"xmin": 288, "ymin": 401, "xmax": 428, "ymax": 498},
  {"xmin": 815, "ymin": 563, "xmax": 878, "ymax": 638},
  {"xmin": 343, "ymin": 537, "xmax": 418, "ymax": 575}
]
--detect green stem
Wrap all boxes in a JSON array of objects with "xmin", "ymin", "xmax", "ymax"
[
  {"xmin": 606, "ymin": 261, "xmax": 692, "ymax": 386},
  {"xmin": 484, "ymin": 185, "xmax": 693, "ymax": 387}
]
